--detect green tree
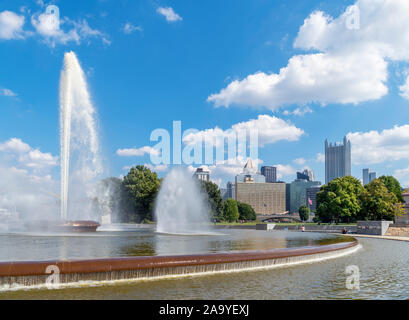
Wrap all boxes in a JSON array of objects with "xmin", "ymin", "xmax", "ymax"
[
  {"xmin": 237, "ymin": 201, "xmax": 257, "ymax": 221},
  {"xmin": 223, "ymin": 198, "xmax": 239, "ymax": 222},
  {"xmin": 316, "ymin": 176, "xmax": 364, "ymax": 223},
  {"xmin": 298, "ymin": 205, "xmax": 310, "ymax": 222},
  {"xmin": 378, "ymin": 176, "xmax": 404, "ymax": 202},
  {"xmin": 360, "ymin": 179, "xmax": 406, "ymax": 221},
  {"xmin": 200, "ymin": 180, "xmax": 224, "ymax": 220},
  {"xmin": 122, "ymin": 166, "xmax": 161, "ymax": 222}
]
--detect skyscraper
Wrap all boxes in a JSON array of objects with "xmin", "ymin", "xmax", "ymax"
[
  {"xmin": 261, "ymin": 166, "xmax": 277, "ymax": 183},
  {"xmin": 362, "ymin": 168, "xmax": 377, "ymax": 185},
  {"xmin": 325, "ymin": 136, "xmax": 351, "ymax": 184},
  {"xmin": 297, "ymin": 169, "xmax": 315, "ymax": 181},
  {"xmin": 363, "ymin": 168, "xmax": 370, "ymax": 185}
]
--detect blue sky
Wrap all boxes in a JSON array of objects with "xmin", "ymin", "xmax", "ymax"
[{"xmin": 1, "ymin": 0, "xmax": 409, "ymax": 188}]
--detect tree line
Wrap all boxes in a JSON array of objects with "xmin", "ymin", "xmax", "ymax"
[
  {"xmin": 101, "ymin": 165, "xmax": 256, "ymax": 223},
  {"xmin": 315, "ymin": 175, "xmax": 406, "ymax": 223}
]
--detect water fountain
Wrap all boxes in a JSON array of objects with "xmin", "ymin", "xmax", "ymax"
[
  {"xmin": 25, "ymin": 51, "xmax": 101, "ymax": 232},
  {"xmin": 155, "ymin": 168, "xmax": 212, "ymax": 235}
]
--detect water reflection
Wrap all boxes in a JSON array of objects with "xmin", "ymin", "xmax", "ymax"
[{"xmin": 0, "ymin": 228, "xmax": 344, "ymax": 262}]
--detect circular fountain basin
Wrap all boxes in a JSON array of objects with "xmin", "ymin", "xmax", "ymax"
[{"xmin": 0, "ymin": 228, "xmax": 358, "ymax": 290}]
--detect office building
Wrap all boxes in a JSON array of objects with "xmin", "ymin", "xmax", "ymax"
[
  {"xmin": 369, "ymin": 172, "xmax": 377, "ymax": 183},
  {"xmin": 261, "ymin": 166, "xmax": 277, "ymax": 183},
  {"xmin": 325, "ymin": 136, "xmax": 351, "ymax": 184},
  {"xmin": 193, "ymin": 168, "xmax": 210, "ymax": 182},
  {"xmin": 306, "ymin": 186, "xmax": 321, "ymax": 212},
  {"xmin": 235, "ymin": 182, "xmax": 286, "ymax": 215},
  {"xmin": 297, "ymin": 169, "xmax": 315, "ymax": 182},
  {"xmin": 235, "ymin": 159, "xmax": 266, "ymax": 183},
  {"xmin": 226, "ymin": 181, "xmax": 236, "ymax": 200},
  {"xmin": 363, "ymin": 168, "xmax": 377, "ymax": 185},
  {"xmin": 290, "ymin": 179, "xmax": 321, "ymax": 214}
]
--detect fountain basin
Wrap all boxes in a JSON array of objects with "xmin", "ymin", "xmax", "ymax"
[
  {"xmin": 24, "ymin": 220, "xmax": 100, "ymax": 233},
  {"xmin": 0, "ymin": 239, "xmax": 358, "ymax": 288}
]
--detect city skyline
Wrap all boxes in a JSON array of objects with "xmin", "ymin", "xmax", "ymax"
[{"xmin": 0, "ymin": 0, "xmax": 409, "ymax": 190}]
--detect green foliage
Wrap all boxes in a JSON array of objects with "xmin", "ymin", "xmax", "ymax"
[
  {"xmin": 223, "ymin": 198, "xmax": 239, "ymax": 222},
  {"xmin": 122, "ymin": 165, "xmax": 161, "ymax": 222},
  {"xmin": 237, "ymin": 201, "xmax": 257, "ymax": 221},
  {"xmin": 298, "ymin": 205, "xmax": 310, "ymax": 221},
  {"xmin": 316, "ymin": 176, "xmax": 364, "ymax": 223},
  {"xmin": 200, "ymin": 180, "xmax": 224, "ymax": 220},
  {"xmin": 378, "ymin": 176, "xmax": 403, "ymax": 202},
  {"xmin": 360, "ymin": 179, "xmax": 406, "ymax": 221}
]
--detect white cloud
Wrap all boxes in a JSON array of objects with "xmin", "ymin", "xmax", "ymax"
[
  {"xmin": 122, "ymin": 22, "xmax": 142, "ymax": 34},
  {"xmin": 275, "ymin": 164, "xmax": 297, "ymax": 180},
  {"xmin": 0, "ymin": 137, "xmax": 58, "ymax": 169},
  {"xmin": 183, "ymin": 115, "xmax": 304, "ymax": 148},
  {"xmin": 0, "ymin": 88, "xmax": 17, "ymax": 97},
  {"xmin": 208, "ymin": 0, "xmax": 409, "ymax": 110},
  {"xmin": 157, "ymin": 7, "xmax": 182, "ymax": 22},
  {"xmin": 316, "ymin": 153, "xmax": 325, "ymax": 163},
  {"xmin": 0, "ymin": 11, "xmax": 25, "ymax": 39},
  {"xmin": 293, "ymin": 158, "xmax": 306, "ymax": 165},
  {"xmin": 31, "ymin": 13, "xmax": 109, "ymax": 46},
  {"xmin": 347, "ymin": 124, "xmax": 409, "ymax": 165},
  {"xmin": 283, "ymin": 106, "xmax": 313, "ymax": 116},
  {"xmin": 19, "ymin": 149, "xmax": 58, "ymax": 169},
  {"xmin": 0, "ymin": 138, "xmax": 31, "ymax": 153},
  {"xmin": 144, "ymin": 163, "xmax": 169, "ymax": 172},
  {"xmin": 116, "ymin": 146, "xmax": 160, "ymax": 157},
  {"xmin": 399, "ymin": 75, "xmax": 409, "ymax": 100}
]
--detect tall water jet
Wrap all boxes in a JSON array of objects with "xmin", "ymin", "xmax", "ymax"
[
  {"xmin": 59, "ymin": 51, "xmax": 102, "ymax": 221},
  {"xmin": 155, "ymin": 168, "xmax": 212, "ymax": 234}
]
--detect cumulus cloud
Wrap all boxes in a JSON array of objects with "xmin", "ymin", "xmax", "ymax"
[
  {"xmin": 316, "ymin": 153, "xmax": 325, "ymax": 163},
  {"xmin": 30, "ymin": 10, "xmax": 109, "ymax": 46},
  {"xmin": 183, "ymin": 115, "xmax": 304, "ymax": 148},
  {"xmin": 399, "ymin": 75, "xmax": 409, "ymax": 100},
  {"xmin": 347, "ymin": 124, "xmax": 409, "ymax": 165},
  {"xmin": 0, "ymin": 88, "xmax": 17, "ymax": 97},
  {"xmin": 293, "ymin": 158, "xmax": 306, "ymax": 165},
  {"xmin": 144, "ymin": 163, "xmax": 169, "ymax": 173},
  {"xmin": 0, "ymin": 137, "xmax": 58, "ymax": 169},
  {"xmin": 208, "ymin": 0, "xmax": 409, "ymax": 110},
  {"xmin": 0, "ymin": 10, "xmax": 25, "ymax": 39},
  {"xmin": 122, "ymin": 22, "xmax": 142, "ymax": 34},
  {"xmin": 157, "ymin": 7, "xmax": 182, "ymax": 22},
  {"xmin": 283, "ymin": 106, "xmax": 313, "ymax": 116},
  {"xmin": 116, "ymin": 146, "xmax": 160, "ymax": 157}
]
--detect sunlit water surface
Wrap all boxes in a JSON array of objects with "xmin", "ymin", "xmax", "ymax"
[{"xmin": 0, "ymin": 227, "xmax": 408, "ymax": 299}]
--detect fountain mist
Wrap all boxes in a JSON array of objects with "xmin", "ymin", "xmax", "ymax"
[
  {"xmin": 59, "ymin": 52, "xmax": 102, "ymax": 221},
  {"xmin": 155, "ymin": 168, "xmax": 212, "ymax": 235}
]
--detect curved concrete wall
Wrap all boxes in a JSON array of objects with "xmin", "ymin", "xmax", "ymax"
[{"xmin": 0, "ymin": 239, "xmax": 358, "ymax": 289}]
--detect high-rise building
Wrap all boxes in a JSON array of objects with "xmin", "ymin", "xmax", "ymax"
[
  {"xmin": 261, "ymin": 166, "xmax": 277, "ymax": 183},
  {"xmin": 193, "ymin": 168, "xmax": 210, "ymax": 182},
  {"xmin": 363, "ymin": 168, "xmax": 370, "ymax": 185},
  {"xmin": 235, "ymin": 182, "xmax": 286, "ymax": 215},
  {"xmin": 325, "ymin": 136, "xmax": 351, "ymax": 184},
  {"xmin": 306, "ymin": 186, "xmax": 321, "ymax": 212},
  {"xmin": 362, "ymin": 168, "xmax": 377, "ymax": 185},
  {"xmin": 290, "ymin": 179, "xmax": 321, "ymax": 214},
  {"xmin": 226, "ymin": 181, "xmax": 236, "ymax": 200},
  {"xmin": 235, "ymin": 159, "xmax": 266, "ymax": 183},
  {"xmin": 297, "ymin": 169, "xmax": 315, "ymax": 182}
]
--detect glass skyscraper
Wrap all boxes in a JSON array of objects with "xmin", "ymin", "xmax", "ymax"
[{"xmin": 325, "ymin": 136, "xmax": 351, "ymax": 184}]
